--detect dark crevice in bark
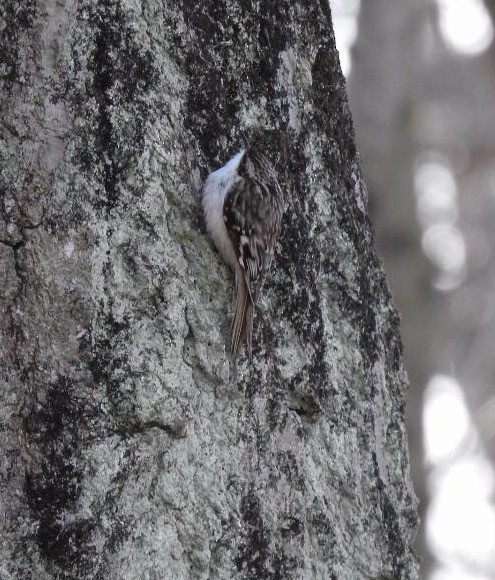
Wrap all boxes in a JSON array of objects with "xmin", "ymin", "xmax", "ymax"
[
  {"xmin": 0, "ymin": 116, "xmax": 21, "ymax": 137},
  {"xmin": 287, "ymin": 392, "xmax": 322, "ymax": 420},
  {"xmin": 22, "ymin": 374, "xmax": 138, "ymax": 577},
  {"xmin": 372, "ymin": 450, "xmax": 410, "ymax": 579},
  {"xmin": 0, "ymin": 0, "xmax": 36, "ymax": 87},
  {"xmin": 75, "ymin": 1, "xmax": 157, "ymax": 213},
  {"xmin": 181, "ymin": 0, "xmax": 292, "ymax": 161},
  {"xmin": 113, "ymin": 419, "xmax": 187, "ymax": 439},
  {"xmin": 24, "ymin": 378, "xmax": 99, "ymax": 575},
  {"xmin": 235, "ymin": 487, "xmax": 271, "ymax": 578},
  {"xmin": 87, "ymin": 308, "xmax": 136, "ymax": 424},
  {"xmin": 276, "ymin": 141, "xmax": 330, "ymax": 407}
]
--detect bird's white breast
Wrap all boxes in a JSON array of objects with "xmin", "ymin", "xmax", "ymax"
[{"xmin": 202, "ymin": 149, "xmax": 245, "ymax": 271}]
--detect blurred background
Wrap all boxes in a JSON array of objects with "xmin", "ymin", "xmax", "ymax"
[{"xmin": 330, "ymin": 0, "xmax": 495, "ymax": 577}]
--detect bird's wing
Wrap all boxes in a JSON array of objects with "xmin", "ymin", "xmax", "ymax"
[{"xmin": 223, "ymin": 176, "xmax": 281, "ymax": 303}]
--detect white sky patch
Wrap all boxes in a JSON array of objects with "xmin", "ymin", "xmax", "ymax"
[
  {"xmin": 329, "ymin": 0, "xmax": 361, "ymax": 76},
  {"xmin": 431, "ymin": 567, "xmax": 494, "ymax": 580},
  {"xmin": 422, "ymin": 223, "xmax": 466, "ymax": 291},
  {"xmin": 414, "ymin": 155, "xmax": 466, "ymax": 291},
  {"xmin": 425, "ymin": 375, "xmax": 495, "ymax": 577},
  {"xmin": 428, "ymin": 456, "xmax": 495, "ymax": 569},
  {"xmin": 423, "ymin": 375, "xmax": 471, "ymax": 464},
  {"xmin": 436, "ymin": 0, "xmax": 494, "ymax": 55},
  {"xmin": 415, "ymin": 161, "xmax": 458, "ymax": 227}
]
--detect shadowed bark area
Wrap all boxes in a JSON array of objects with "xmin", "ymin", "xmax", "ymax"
[{"xmin": 0, "ymin": 0, "xmax": 418, "ymax": 578}]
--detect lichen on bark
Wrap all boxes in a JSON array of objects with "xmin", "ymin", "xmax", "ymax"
[{"xmin": 0, "ymin": 0, "xmax": 419, "ymax": 578}]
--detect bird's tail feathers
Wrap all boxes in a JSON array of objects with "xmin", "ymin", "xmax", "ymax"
[
  {"xmin": 231, "ymin": 273, "xmax": 254, "ymax": 360},
  {"xmin": 243, "ymin": 300, "xmax": 254, "ymax": 360}
]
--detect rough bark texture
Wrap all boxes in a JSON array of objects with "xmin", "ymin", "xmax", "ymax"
[{"xmin": 0, "ymin": 1, "xmax": 418, "ymax": 579}]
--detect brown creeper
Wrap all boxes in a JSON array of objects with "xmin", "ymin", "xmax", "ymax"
[{"xmin": 202, "ymin": 147, "xmax": 284, "ymax": 359}]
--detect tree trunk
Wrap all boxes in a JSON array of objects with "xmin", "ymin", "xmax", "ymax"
[{"xmin": 0, "ymin": 1, "xmax": 419, "ymax": 578}]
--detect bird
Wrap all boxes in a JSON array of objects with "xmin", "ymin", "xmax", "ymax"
[{"xmin": 202, "ymin": 146, "xmax": 284, "ymax": 359}]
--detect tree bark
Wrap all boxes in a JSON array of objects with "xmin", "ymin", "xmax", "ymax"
[{"xmin": 0, "ymin": 1, "xmax": 419, "ymax": 578}]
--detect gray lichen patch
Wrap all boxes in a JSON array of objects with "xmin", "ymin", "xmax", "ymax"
[{"xmin": 0, "ymin": 0, "xmax": 418, "ymax": 578}]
